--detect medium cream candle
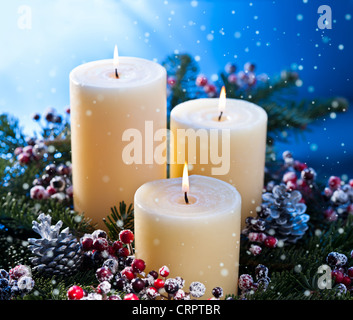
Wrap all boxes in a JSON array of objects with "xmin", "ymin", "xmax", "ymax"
[
  {"xmin": 134, "ymin": 172, "xmax": 241, "ymax": 298},
  {"xmin": 170, "ymin": 92, "xmax": 267, "ymax": 229},
  {"xmin": 70, "ymin": 49, "xmax": 167, "ymax": 229}
]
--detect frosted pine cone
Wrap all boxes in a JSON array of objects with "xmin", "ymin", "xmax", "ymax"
[
  {"xmin": 261, "ymin": 184, "xmax": 309, "ymax": 243},
  {"xmin": 28, "ymin": 213, "xmax": 83, "ymax": 276}
]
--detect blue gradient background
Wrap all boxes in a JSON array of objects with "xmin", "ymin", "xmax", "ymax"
[{"xmin": 0, "ymin": 0, "xmax": 352, "ymax": 179}]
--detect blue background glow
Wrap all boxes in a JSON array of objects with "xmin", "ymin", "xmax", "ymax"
[{"xmin": 0, "ymin": 0, "xmax": 352, "ymax": 178}]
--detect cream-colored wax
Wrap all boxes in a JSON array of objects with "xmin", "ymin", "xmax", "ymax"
[
  {"xmin": 170, "ymin": 98, "xmax": 267, "ymax": 229},
  {"xmin": 134, "ymin": 175, "xmax": 241, "ymax": 298},
  {"xmin": 70, "ymin": 57, "xmax": 166, "ymax": 229}
]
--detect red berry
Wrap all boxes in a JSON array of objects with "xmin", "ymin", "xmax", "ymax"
[
  {"xmin": 196, "ymin": 74, "xmax": 208, "ymax": 87},
  {"xmin": 118, "ymin": 247, "xmax": 130, "ymax": 258},
  {"xmin": 264, "ymin": 236, "xmax": 278, "ymax": 248},
  {"xmin": 238, "ymin": 274, "xmax": 254, "ymax": 291},
  {"xmin": 67, "ymin": 285, "xmax": 84, "ymax": 300},
  {"xmin": 332, "ymin": 269, "xmax": 344, "ymax": 283},
  {"xmin": 347, "ymin": 267, "xmax": 353, "ymax": 278},
  {"xmin": 249, "ymin": 244, "xmax": 262, "ymax": 256},
  {"xmin": 18, "ymin": 153, "xmax": 31, "ymax": 164},
  {"xmin": 227, "ymin": 73, "xmax": 237, "ymax": 84},
  {"xmin": 131, "ymin": 259, "xmax": 146, "ymax": 273},
  {"xmin": 9, "ymin": 265, "xmax": 30, "ymax": 280},
  {"xmin": 349, "ymin": 179, "xmax": 353, "ymax": 188},
  {"xmin": 46, "ymin": 186, "xmax": 56, "ymax": 196},
  {"xmin": 124, "ymin": 293, "xmax": 139, "ymax": 300},
  {"xmin": 293, "ymin": 160, "xmax": 307, "ymax": 172},
  {"xmin": 167, "ymin": 76, "xmax": 176, "ymax": 86},
  {"xmin": 119, "ymin": 230, "xmax": 134, "ymax": 244},
  {"xmin": 23, "ymin": 145, "xmax": 33, "ymax": 155},
  {"xmin": 204, "ymin": 84, "xmax": 216, "ymax": 93},
  {"xmin": 342, "ymin": 276, "xmax": 351, "ymax": 287},
  {"xmin": 159, "ymin": 265, "xmax": 170, "ymax": 277},
  {"xmin": 328, "ymin": 176, "xmax": 341, "ymax": 190},
  {"xmin": 146, "ymin": 287, "xmax": 159, "ymax": 299},
  {"xmin": 154, "ymin": 278, "xmax": 165, "ymax": 289},
  {"xmin": 81, "ymin": 237, "xmax": 94, "ymax": 251},
  {"xmin": 93, "ymin": 238, "xmax": 109, "ymax": 251},
  {"xmin": 283, "ymin": 171, "xmax": 297, "ymax": 183},
  {"xmin": 14, "ymin": 147, "xmax": 23, "ymax": 156},
  {"xmin": 96, "ymin": 266, "xmax": 113, "ymax": 282},
  {"xmin": 112, "ymin": 240, "xmax": 123, "ymax": 252},
  {"xmin": 248, "ymin": 232, "xmax": 259, "ymax": 242},
  {"xmin": 286, "ymin": 181, "xmax": 297, "ymax": 191},
  {"xmin": 301, "ymin": 168, "xmax": 316, "ymax": 181},
  {"xmin": 121, "ymin": 267, "xmax": 135, "ymax": 281}
]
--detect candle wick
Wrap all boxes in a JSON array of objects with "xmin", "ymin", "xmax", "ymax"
[
  {"xmin": 184, "ymin": 192, "xmax": 189, "ymax": 204},
  {"xmin": 218, "ymin": 111, "xmax": 223, "ymax": 121},
  {"xmin": 115, "ymin": 68, "xmax": 119, "ymax": 79}
]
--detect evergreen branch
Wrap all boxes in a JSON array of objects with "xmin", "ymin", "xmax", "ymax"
[{"xmin": 103, "ymin": 201, "xmax": 134, "ymax": 240}]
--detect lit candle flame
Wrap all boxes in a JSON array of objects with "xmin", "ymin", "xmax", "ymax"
[
  {"xmin": 182, "ymin": 162, "xmax": 189, "ymax": 193},
  {"xmin": 218, "ymin": 86, "xmax": 226, "ymax": 121},
  {"xmin": 182, "ymin": 162, "xmax": 189, "ymax": 204},
  {"xmin": 113, "ymin": 45, "xmax": 119, "ymax": 68},
  {"xmin": 114, "ymin": 45, "xmax": 119, "ymax": 78}
]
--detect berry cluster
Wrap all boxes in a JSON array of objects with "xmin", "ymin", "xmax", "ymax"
[
  {"xmin": 32, "ymin": 106, "xmax": 70, "ymax": 125},
  {"xmin": 238, "ymin": 264, "xmax": 270, "ymax": 299},
  {"xmin": 0, "ymin": 265, "xmax": 35, "ymax": 300},
  {"xmin": 70, "ymin": 228, "xmax": 224, "ymax": 300},
  {"xmin": 325, "ymin": 251, "xmax": 353, "ymax": 295},
  {"xmin": 30, "ymin": 163, "xmax": 72, "ymax": 201},
  {"xmin": 193, "ymin": 61, "xmax": 268, "ymax": 98},
  {"xmin": 14, "ymin": 142, "xmax": 48, "ymax": 165},
  {"xmin": 243, "ymin": 150, "xmax": 312, "ymax": 253},
  {"xmin": 323, "ymin": 176, "xmax": 353, "ymax": 222},
  {"xmin": 280, "ymin": 150, "xmax": 317, "ymax": 195}
]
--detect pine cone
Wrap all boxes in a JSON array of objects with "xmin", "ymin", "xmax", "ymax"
[
  {"xmin": 261, "ymin": 184, "xmax": 309, "ymax": 243},
  {"xmin": 28, "ymin": 213, "xmax": 83, "ymax": 276}
]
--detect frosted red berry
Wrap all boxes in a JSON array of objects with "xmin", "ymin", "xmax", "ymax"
[
  {"xmin": 342, "ymin": 276, "xmax": 351, "ymax": 287},
  {"xmin": 67, "ymin": 285, "xmax": 84, "ymax": 300},
  {"xmin": 196, "ymin": 74, "xmax": 208, "ymax": 87},
  {"xmin": 121, "ymin": 267, "xmax": 135, "ymax": 281},
  {"xmin": 93, "ymin": 238, "xmax": 109, "ymax": 251},
  {"xmin": 118, "ymin": 247, "xmax": 130, "ymax": 258},
  {"xmin": 331, "ymin": 269, "xmax": 344, "ymax": 283},
  {"xmin": 112, "ymin": 240, "xmax": 123, "ymax": 252},
  {"xmin": 264, "ymin": 236, "xmax": 278, "ymax": 248},
  {"xmin": 154, "ymin": 278, "xmax": 165, "ymax": 289},
  {"xmin": 124, "ymin": 293, "xmax": 139, "ymax": 300},
  {"xmin": 238, "ymin": 274, "xmax": 254, "ymax": 291},
  {"xmin": 119, "ymin": 230, "xmax": 134, "ymax": 244},
  {"xmin": 347, "ymin": 267, "xmax": 353, "ymax": 278},
  {"xmin": 131, "ymin": 259, "xmax": 146, "ymax": 273},
  {"xmin": 81, "ymin": 237, "xmax": 94, "ymax": 251},
  {"xmin": 96, "ymin": 266, "xmax": 113, "ymax": 282},
  {"xmin": 283, "ymin": 171, "xmax": 297, "ymax": 184},
  {"xmin": 328, "ymin": 176, "xmax": 341, "ymax": 190},
  {"xmin": 159, "ymin": 265, "xmax": 170, "ymax": 277}
]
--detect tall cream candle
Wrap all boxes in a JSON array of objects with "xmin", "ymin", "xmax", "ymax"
[
  {"xmin": 70, "ymin": 53, "xmax": 167, "ymax": 229},
  {"xmin": 170, "ymin": 96, "xmax": 267, "ymax": 229},
  {"xmin": 134, "ymin": 174, "xmax": 241, "ymax": 298}
]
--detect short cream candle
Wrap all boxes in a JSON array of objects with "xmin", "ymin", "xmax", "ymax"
[
  {"xmin": 70, "ymin": 51, "xmax": 167, "ymax": 229},
  {"xmin": 134, "ymin": 174, "xmax": 241, "ymax": 298},
  {"xmin": 169, "ymin": 95, "xmax": 267, "ymax": 229}
]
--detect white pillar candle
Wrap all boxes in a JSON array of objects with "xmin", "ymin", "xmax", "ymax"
[
  {"xmin": 134, "ymin": 174, "xmax": 241, "ymax": 298},
  {"xmin": 70, "ymin": 53, "xmax": 167, "ymax": 229},
  {"xmin": 170, "ymin": 95, "xmax": 267, "ymax": 229}
]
